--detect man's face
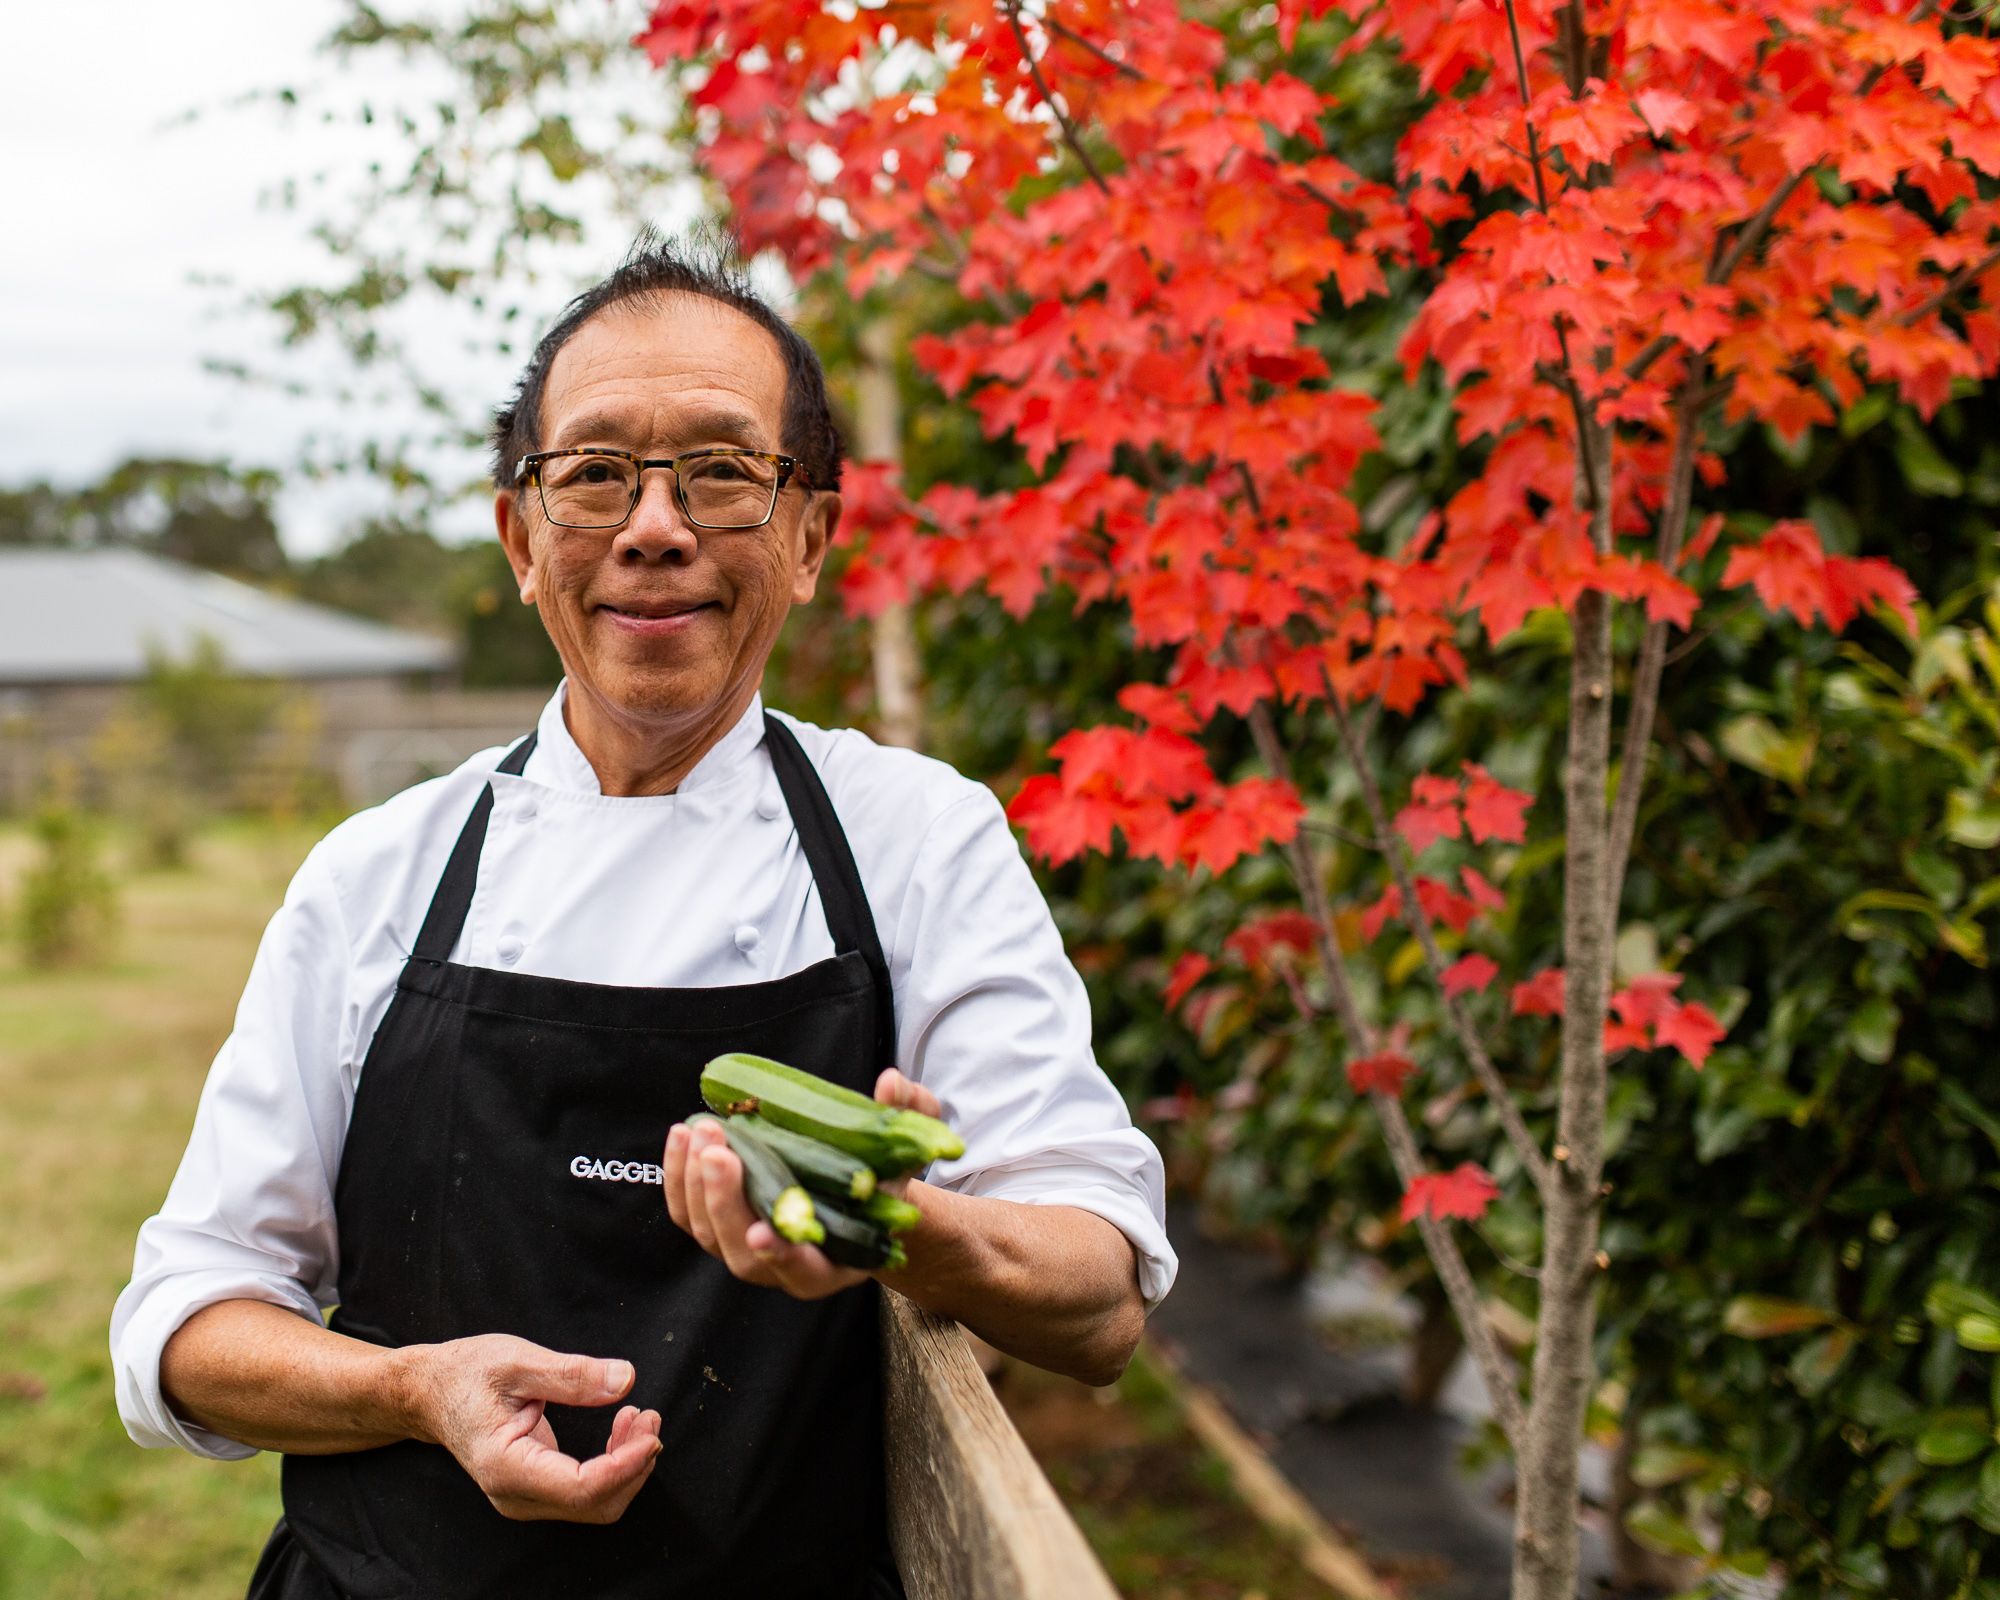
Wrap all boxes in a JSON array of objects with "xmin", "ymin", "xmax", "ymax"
[{"xmin": 495, "ymin": 295, "xmax": 835, "ymax": 737}]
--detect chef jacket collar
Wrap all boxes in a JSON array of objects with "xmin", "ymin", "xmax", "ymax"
[{"xmin": 532, "ymin": 681, "xmax": 770, "ymax": 798}]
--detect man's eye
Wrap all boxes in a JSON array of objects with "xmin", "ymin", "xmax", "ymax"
[{"xmin": 580, "ymin": 462, "xmax": 617, "ymax": 483}]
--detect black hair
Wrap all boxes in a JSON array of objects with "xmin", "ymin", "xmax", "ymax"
[{"xmin": 489, "ymin": 229, "xmax": 845, "ymax": 495}]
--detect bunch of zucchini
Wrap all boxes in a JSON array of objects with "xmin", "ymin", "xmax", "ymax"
[{"xmin": 692, "ymin": 1053, "xmax": 964, "ymax": 1271}]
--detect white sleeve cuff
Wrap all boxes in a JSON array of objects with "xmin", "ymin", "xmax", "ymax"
[{"xmin": 110, "ymin": 1270, "xmax": 326, "ymax": 1459}]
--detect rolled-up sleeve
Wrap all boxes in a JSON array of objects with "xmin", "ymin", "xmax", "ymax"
[
  {"xmin": 888, "ymin": 786, "xmax": 1178, "ymax": 1309},
  {"xmin": 110, "ymin": 849, "xmax": 357, "ymax": 1458}
]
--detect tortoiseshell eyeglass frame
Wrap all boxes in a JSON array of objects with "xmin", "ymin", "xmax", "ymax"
[{"xmin": 512, "ymin": 446, "xmax": 811, "ymax": 530}]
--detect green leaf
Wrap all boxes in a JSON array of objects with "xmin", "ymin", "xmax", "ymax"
[
  {"xmin": 1832, "ymin": 1542, "xmax": 1890, "ymax": 1591},
  {"xmin": 1893, "ymin": 409, "xmax": 1965, "ymax": 497},
  {"xmin": 1849, "ymin": 1377, "xmax": 1920, "ymax": 1430},
  {"xmin": 1844, "ymin": 997, "xmax": 1900, "ymax": 1065},
  {"xmin": 1926, "ymin": 1280, "xmax": 2000, "ymax": 1326},
  {"xmin": 1725, "ymin": 1295, "xmax": 1840, "ymax": 1338},
  {"xmin": 1622, "ymin": 1500, "xmax": 1709, "ymax": 1558},
  {"xmin": 1721, "ymin": 714, "xmax": 1817, "ymax": 788},
  {"xmin": 1903, "ymin": 847, "xmax": 1965, "ymax": 908},
  {"xmin": 1915, "ymin": 1408, "xmax": 1993, "ymax": 1466},
  {"xmin": 1976, "ymin": 1451, "xmax": 2000, "ymax": 1533},
  {"xmin": 1630, "ymin": 1445, "xmax": 1713, "ymax": 1488},
  {"xmin": 1960, "ymin": 1315, "xmax": 2000, "ymax": 1352},
  {"xmin": 1916, "ymin": 1463, "xmax": 1981, "ymax": 1520},
  {"xmin": 1947, "ymin": 788, "xmax": 2000, "ymax": 849},
  {"xmin": 1791, "ymin": 1327, "xmax": 1859, "ymax": 1396}
]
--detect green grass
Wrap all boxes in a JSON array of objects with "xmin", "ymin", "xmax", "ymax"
[{"xmin": 0, "ymin": 825, "xmax": 316, "ymax": 1600}]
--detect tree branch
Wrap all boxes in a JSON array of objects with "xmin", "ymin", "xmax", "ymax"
[
  {"xmin": 1323, "ymin": 694, "xmax": 1553, "ymax": 1197},
  {"xmin": 1042, "ymin": 14, "xmax": 1148, "ymax": 80},
  {"xmin": 1501, "ymin": 0, "xmax": 1552, "ymax": 213},
  {"xmin": 1006, "ymin": 4, "xmax": 1112, "ymax": 197},
  {"xmin": 1243, "ymin": 699, "xmax": 1527, "ymax": 1453},
  {"xmin": 1899, "ymin": 243, "xmax": 2000, "ymax": 327},
  {"xmin": 1603, "ymin": 357, "xmax": 1703, "ymax": 915}
]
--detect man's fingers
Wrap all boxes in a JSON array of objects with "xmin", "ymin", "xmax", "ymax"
[
  {"xmin": 485, "ymin": 1419, "xmax": 659, "ymax": 1523},
  {"xmin": 514, "ymin": 1350, "xmax": 636, "ymax": 1408},
  {"xmin": 874, "ymin": 1068, "xmax": 944, "ymax": 1120},
  {"xmin": 699, "ymin": 1147, "xmax": 778, "ymax": 1282},
  {"xmin": 661, "ymin": 1124, "xmax": 691, "ymax": 1230}
]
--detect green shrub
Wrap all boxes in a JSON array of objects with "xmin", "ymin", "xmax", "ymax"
[{"xmin": 17, "ymin": 801, "xmax": 117, "ymax": 967}]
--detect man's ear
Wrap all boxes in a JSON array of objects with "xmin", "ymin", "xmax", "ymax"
[
  {"xmin": 792, "ymin": 490, "xmax": 840, "ymax": 606},
  {"xmin": 494, "ymin": 489, "xmax": 539, "ymax": 604}
]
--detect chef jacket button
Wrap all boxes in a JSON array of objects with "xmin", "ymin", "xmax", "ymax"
[
  {"xmin": 518, "ymin": 800, "xmax": 538, "ymax": 823},
  {"xmin": 734, "ymin": 925, "xmax": 760, "ymax": 954},
  {"xmin": 754, "ymin": 792, "xmax": 782, "ymax": 821},
  {"xmin": 496, "ymin": 933, "xmax": 526, "ymax": 964}
]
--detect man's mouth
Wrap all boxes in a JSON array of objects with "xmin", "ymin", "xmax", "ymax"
[{"xmin": 598, "ymin": 600, "xmax": 717, "ymax": 623}]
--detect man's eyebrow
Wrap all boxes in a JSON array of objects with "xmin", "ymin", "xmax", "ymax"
[{"xmin": 546, "ymin": 408, "xmax": 770, "ymax": 451}]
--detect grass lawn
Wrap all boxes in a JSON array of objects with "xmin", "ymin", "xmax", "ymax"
[
  {"xmin": 0, "ymin": 824, "xmax": 317, "ymax": 1600},
  {"xmin": 0, "ymin": 819, "xmax": 1343, "ymax": 1600}
]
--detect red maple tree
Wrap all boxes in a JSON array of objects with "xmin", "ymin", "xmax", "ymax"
[{"xmin": 637, "ymin": 0, "xmax": 2000, "ymax": 1591}]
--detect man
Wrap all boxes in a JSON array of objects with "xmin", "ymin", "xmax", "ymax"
[{"xmin": 110, "ymin": 238, "xmax": 1175, "ymax": 1600}]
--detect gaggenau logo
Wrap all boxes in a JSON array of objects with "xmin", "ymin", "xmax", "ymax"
[{"xmin": 571, "ymin": 1155, "xmax": 665, "ymax": 1185}]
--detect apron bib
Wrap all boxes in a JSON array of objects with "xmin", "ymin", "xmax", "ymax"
[{"xmin": 259, "ymin": 715, "xmax": 898, "ymax": 1600}]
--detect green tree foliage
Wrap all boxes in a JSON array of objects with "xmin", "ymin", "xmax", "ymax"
[{"xmin": 0, "ymin": 458, "xmax": 285, "ymax": 580}]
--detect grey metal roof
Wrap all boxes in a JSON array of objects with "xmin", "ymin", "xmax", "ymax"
[{"xmin": 0, "ymin": 548, "xmax": 457, "ymax": 685}]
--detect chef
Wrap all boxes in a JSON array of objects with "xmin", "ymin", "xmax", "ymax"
[{"xmin": 109, "ymin": 237, "xmax": 1176, "ymax": 1600}]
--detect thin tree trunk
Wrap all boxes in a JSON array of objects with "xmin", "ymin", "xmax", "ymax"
[
  {"xmin": 1405, "ymin": 1279, "xmax": 1466, "ymax": 1411},
  {"xmin": 1246, "ymin": 702, "xmax": 1526, "ymax": 1449},
  {"xmin": 1513, "ymin": 417, "xmax": 1617, "ymax": 1600},
  {"xmin": 856, "ymin": 318, "xmax": 924, "ymax": 750}
]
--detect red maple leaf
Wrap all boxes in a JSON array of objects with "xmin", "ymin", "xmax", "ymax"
[
  {"xmin": 1460, "ymin": 866, "xmax": 1507, "ymax": 915},
  {"xmin": 1162, "ymin": 952, "xmax": 1213, "ymax": 1011},
  {"xmin": 1394, "ymin": 774, "xmax": 1463, "ymax": 854},
  {"xmin": 1609, "ymin": 972, "xmax": 1684, "ymax": 1028},
  {"xmin": 1654, "ymin": 999, "xmax": 1727, "ymax": 1067},
  {"xmin": 1440, "ymin": 953, "xmax": 1499, "ymax": 999},
  {"xmin": 1511, "ymin": 967, "xmax": 1566, "ymax": 1017},
  {"xmin": 1225, "ymin": 911, "xmax": 1320, "ymax": 974},
  {"xmin": 1603, "ymin": 1017, "xmax": 1653, "ymax": 1054},
  {"xmin": 1347, "ymin": 1049, "xmax": 1416, "ymax": 1096},
  {"xmin": 1359, "ymin": 884, "xmax": 1403, "ymax": 941},
  {"xmin": 1400, "ymin": 1163, "xmax": 1501, "ymax": 1224},
  {"xmin": 1461, "ymin": 765, "xmax": 1533, "ymax": 844}
]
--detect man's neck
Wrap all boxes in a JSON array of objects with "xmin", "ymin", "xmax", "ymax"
[{"xmin": 561, "ymin": 679, "xmax": 758, "ymax": 797}]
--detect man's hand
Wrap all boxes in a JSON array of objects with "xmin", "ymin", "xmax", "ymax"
[
  {"xmin": 162, "ymin": 1301, "xmax": 661, "ymax": 1525},
  {"xmin": 661, "ymin": 1068, "xmax": 938, "ymax": 1299},
  {"xmin": 404, "ymin": 1334, "xmax": 661, "ymax": 1523}
]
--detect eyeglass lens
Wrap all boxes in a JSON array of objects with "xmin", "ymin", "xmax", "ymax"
[{"xmin": 539, "ymin": 452, "xmax": 781, "ymax": 529}]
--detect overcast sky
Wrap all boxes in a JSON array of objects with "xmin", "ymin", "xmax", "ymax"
[{"xmin": 3, "ymin": 1, "xmax": 694, "ymax": 555}]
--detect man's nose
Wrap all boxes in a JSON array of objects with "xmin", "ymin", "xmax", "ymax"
[{"xmin": 612, "ymin": 470, "xmax": 697, "ymax": 564}]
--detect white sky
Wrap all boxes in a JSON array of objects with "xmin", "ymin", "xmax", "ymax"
[{"xmin": 1, "ymin": 1, "xmax": 697, "ymax": 555}]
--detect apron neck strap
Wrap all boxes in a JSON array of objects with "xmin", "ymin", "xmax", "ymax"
[
  {"xmin": 761, "ymin": 713, "xmax": 898, "ymax": 1078},
  {"xmin": 410, "ymin": 731, "xmax": 539, "ymax": 966}
]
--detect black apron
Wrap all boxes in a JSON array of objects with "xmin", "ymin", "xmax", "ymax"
[{"xmin": 252, "ymin": 715, "xmax": 899, "ymax": 1600}]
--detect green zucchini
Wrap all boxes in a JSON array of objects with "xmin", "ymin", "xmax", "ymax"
[
  {"xmin": 742, "ymin": 1114, "xmax": 877, "ymax": 1201},
  {"xmin": 725, "ymin": 1117, "xmax": 906, "ymax": 1271},
  {"xmin": 688, "ymin": 1112, "xmax": 823, "ymax": 1245},
  {"xmin": 813, "ymin": 1199, "xmax": 907, "ymax": 1271},
  {"xmin": 701, "ymin": 1053, "xmax": 963, "ymax": 1176},
  {"xmin": 817, "ymin": 1189, "xmax": 923, "ymax": 1236}
]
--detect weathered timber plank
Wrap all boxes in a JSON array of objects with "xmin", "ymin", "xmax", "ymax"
[{"xmin": 881, "ymin": 1290, "xmax": 1120, "ymax": 1600}]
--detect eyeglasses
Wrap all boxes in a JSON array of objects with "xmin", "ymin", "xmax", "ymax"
[{"xmin": 514, "ymin": 447, "xmax": 808, "ymax": 531}]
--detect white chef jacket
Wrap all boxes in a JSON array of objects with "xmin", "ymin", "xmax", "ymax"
[{"xmin": 111, "ymin": 688, "xmax": 1175, "ymax": 1460}]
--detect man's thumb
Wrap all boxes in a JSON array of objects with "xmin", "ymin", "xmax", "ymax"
[{"xmin": 532, "ymin": 1352, "xmax": 635, "ymax": 1406}]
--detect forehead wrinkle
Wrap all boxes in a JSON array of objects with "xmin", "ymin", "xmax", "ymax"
[{"xmin": 545, "ymin": 406, "xmax": 767, "ymax": 453}]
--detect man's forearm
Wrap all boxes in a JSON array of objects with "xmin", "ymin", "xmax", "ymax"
[
  {"xmin": 886, "ymin": 1185, "xmax": 1145, "ymax": 1386},
  {"xmin": 162, "ymin": 1300, "xmax": 426, "ymax": 1455}
]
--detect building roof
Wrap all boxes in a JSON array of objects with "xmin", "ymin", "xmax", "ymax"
[{"xmin": 0, "ymin": 547, "xmax": 457, "ymax": 685}]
